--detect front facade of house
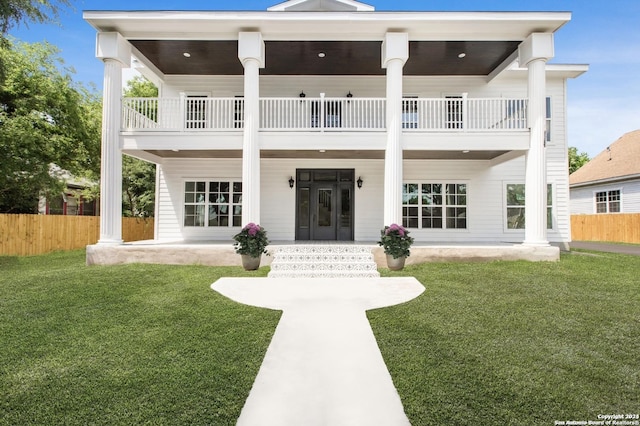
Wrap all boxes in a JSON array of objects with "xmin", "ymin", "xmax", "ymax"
[
  {"xmin": 85, "ymin": 0, "xmax": 586, "ymax": 254},
  {"xmin": 570, "ymin": 130, "xmax": 640, "ymax": 215}
]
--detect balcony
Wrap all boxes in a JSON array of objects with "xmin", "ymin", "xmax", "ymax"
[{"xmin": 122, "ymin": 96, "xmax": 528, "ymax": 133}]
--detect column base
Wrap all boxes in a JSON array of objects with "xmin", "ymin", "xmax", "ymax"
[
  {"xmin": 522, "ymin": 240, "xmax": 550, "ymax": 247},
  {"xmin": 97, "ymin": 238, "xmax": 124, "ymax": 245}
]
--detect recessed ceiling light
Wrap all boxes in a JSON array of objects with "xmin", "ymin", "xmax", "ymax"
[
  {"xmin": 458, "ymin": 52, "xmax": 466, "ymax": 59},
  {"xmin": 462, "ymin": 150, "xmax": 470, "ymax": 153},
  {"xmin": 319, "ymin": 149, "xmax": 326, "ymax": 153},
  {"xmin": 183, "ymin": 52, "xmax": 191, "ymax": 58},
  {"xmin": 318, "ymin": 52, "xmax": 326, "ymax": 58}
]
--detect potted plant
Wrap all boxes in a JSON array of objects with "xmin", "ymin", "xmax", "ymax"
[
  {"xmin": 233, "ymin": 222, "xmax": 269, "ymax": 270},
  {"xmin": 377, "ymin": 223, "xmax": 414, "ymax": 270}
]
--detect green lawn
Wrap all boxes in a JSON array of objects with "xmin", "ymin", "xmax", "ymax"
[{"xmin": 1, "ymin": 250, "xmax": 638, "ymax": 425}]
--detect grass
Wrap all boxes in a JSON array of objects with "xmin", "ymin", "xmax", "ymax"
[
  {"xmin": 0, "ymin": 251, "xmax": 281, "ymax": 425},
  {"xmin": 371, "ymin": 251, "xmax": 640, "ymax": 425},
  {"xmin": 1, "ymin": 250, "xmax": 638, "ymax": 425}
]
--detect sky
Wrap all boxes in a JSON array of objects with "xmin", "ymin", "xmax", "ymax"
[{"xmin": 8, "ymin": 0, "xmax": 640, "ymax": 158}]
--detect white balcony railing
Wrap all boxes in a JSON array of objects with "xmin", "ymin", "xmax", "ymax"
[
  {"xmin": 260, "ymin": 97, "xmax": 386, "ymax": 131},
  {"xmin": 122, "ymin": 96, "xmax": 527, "ymax": 132}
]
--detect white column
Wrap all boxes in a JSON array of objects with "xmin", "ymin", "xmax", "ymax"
[
  {"xmin": 238, "ymin": 32, "xmax": 265, "ymax": 226},
  {"xmin": 382, "ymin": 33, "xmax": 409, "ymax": 226},
  {"xmin": 95, "ymin": 33, "xmax": 130, "ymax": 244},
  {"xmin": 519, "ymin": 33, "xmax": 554, "ymax": 246}
]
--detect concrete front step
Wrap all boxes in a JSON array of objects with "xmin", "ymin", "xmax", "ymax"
[{"xmin": 267, "ymin": 244, "xmax": 380, "ymax": 278}]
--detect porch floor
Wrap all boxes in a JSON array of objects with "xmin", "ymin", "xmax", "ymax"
[{"xmin": 86, "ymin": 240, "xmax": 560, "ymax": 266}]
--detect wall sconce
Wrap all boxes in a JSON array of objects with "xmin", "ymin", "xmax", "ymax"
[
  {"xmin": 346, "ymin": 91, "xmax": 353, "ymax": 98},
  {"xmin": 357, "ymin": 176, "xmax": 363, "ymax": 189},
  {"xmin": 299, "ymin": 91, "xmax": 306, "ymax": 98},
  {"xmin": 289, "ymin": 176, "xmax": 295, "ymax": 188}
]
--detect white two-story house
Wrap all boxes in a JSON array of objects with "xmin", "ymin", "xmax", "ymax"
[{"xmin": 84, "ymin": 0, "xmax": 587, "ymax": 265}]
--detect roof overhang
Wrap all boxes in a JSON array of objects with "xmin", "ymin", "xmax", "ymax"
[
  {"xmin": 84, "ymin": 10, "xmax": 572, "ymax": 79},
  {"xmin": 570, "ymin": 174, "xmax": 640, "ymax": 189},
  {"xmin": 84, "ymin": 10, "xmax": 571, "ymax": 41}
]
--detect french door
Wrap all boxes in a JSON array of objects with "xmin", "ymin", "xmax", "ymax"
[{"xmin": 295, "ymin": 169, "xmax": 354, "ymax": 241}]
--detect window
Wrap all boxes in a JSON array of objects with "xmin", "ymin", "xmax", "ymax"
[
  {"xmin": 185, "ymin": 95, "xmax": 208, "ymax": 129},
  {"xmin": 403, "ymin": 183, "xmax": 467, "ymax": 229},
  {"xmin": 234, "ymin": 96, "xmax": 244, "ymax": 129},
  {"xmin": 184, "ymin": 180, "xmax": 242, "ymax": 227},
  {"xmin": 445, "ymin": 96, "xmax": 463, "ymax": 129},
  {"xmin": 545, "ymin": 96, "xmax": 551, "ymax": 143},
  {"xmin": 506, "ymin": 184, "xmax": 553, "ymax": 230},
  {"xmin": 595, "ymin": 190, "xmax": 621, "ymax": 213},
  {"xmin": 402, "ymin": 96, "xmax": 418, "ymax": 129}
]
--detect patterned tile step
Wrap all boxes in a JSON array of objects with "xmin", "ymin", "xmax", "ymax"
[
  {"xmin": 267, "ymin": 244, "xmax": 379, "ymax": 278},
  {"xmin": 268, "ymin": 271, "xmax": 381, "ymax": 278}
]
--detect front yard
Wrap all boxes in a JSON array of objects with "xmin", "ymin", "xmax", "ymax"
[{"xmin": 1, "ymin": 250, "xmax": 638, "ymax": 425}]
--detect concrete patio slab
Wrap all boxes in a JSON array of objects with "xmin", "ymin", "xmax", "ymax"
[{"xmin": 211, "ymin": 277, "xmax": 425, "ymax": 426}]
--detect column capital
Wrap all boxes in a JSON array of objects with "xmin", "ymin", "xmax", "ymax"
[
  {"xmin": 96, "ymin": 32, "xmax": 131, "ymax": 68},
  {"xmin": 238, "ymin": 32, "xmax": 265, "ymax": 68},
  {"xmin": 518, "ymin": 33, "xmax": 554, "ymax": 66},
  {"xmin": 381, "ymin": 32, "xmax": 408, "ymax": 68}
]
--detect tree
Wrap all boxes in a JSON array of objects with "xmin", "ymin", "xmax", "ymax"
[
  {"xmin": 0, "ymin": 0, "xmax": 70, "ymax": 34},
  {"xmin": 122, "ymin": 75, "xmax": 158, "ymax": 217},
  {"xmin": 0, "ymin": 39, "xmax": 101, "ymax": 213},
  {"xmin": 568, "ymin": 146, "xmax": 590, "ymax": 174},
  {"xmin": 0, "ymin": 0, "xmax": 71, "ymax": 82}
]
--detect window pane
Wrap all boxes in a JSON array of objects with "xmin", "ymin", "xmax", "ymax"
[
  {"xmin": 403, "ymin": 184, "xmax": 419, "ymax": 205},
  {"xmin": 507, "ymin": 184, "xmax": 526, "ymax": 206},
  {"xmin": 507, "ymin": 207, "xmax": 525, "ymax": 229},
  {"xmin": 317, "ymin": 189, "xmax": 332, "ymax": 227},
  {"xmin": 299, "ymin": 188, "xmax": 310, "ymax": 229},
  {"xmin": 196, "ymin": 182, "xmax": 206, "ymax": 192},
  {"xmin": 446, "ymin": 207, "xmax": 466, "ymax": 229},
  {"xmin": 422, "ymin": 206, "xmax": 442, "ymax": 229},
  {"xmin": 403, "ymin": 206, "xmax": 419, "ymax": 228}
]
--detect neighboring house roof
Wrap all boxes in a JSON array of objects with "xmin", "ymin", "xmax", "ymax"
[{"xmin": 569, "ymin": 129, "xmax": 640, "ymax": 187}]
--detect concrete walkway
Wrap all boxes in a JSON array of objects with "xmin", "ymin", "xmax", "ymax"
[{"xmin": 211, "ymin": 277, "xmax": 425, "ymax": 426}]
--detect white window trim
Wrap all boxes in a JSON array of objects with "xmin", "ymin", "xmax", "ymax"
[
  {"xmin": 402, "ymin": 180, "xmax": 470, "ymax": 231},
  {"xmin": 182, "ymin": 178, "xmax": 242, "ymax": 228},
  {"xmin": 593, "ymin": 188, "xmax": 623, "ymax": 214},
  {"xmin": 503, "ymin": 182, "xmax": 555, "ymax": 232}
]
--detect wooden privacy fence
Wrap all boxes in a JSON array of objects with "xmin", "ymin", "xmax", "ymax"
[
  {"xmin": 571, "ymin": 213, "xmax": 640, "ymax": 244},
  {"xmin": 0, "ymin": 214, "xmax": 154, "ymax": 256}
]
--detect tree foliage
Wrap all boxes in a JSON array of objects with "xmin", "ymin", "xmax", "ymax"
[
  {"xmin": 568, "ymin": 146, "xmax": 590, "ymax": 174},
  {"xmin": 0, "ymin": 39, "xmax": 101, "ymax": 213},
  {"xmin": 122, "ymin": 75, "xmax": 158, "ymax": 217},
  {"xmin": 0, "ymin": 0, "xmax": 70, "ymax": 34}
]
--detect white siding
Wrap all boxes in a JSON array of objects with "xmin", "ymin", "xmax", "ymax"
[
  {"xmin": 146, "ymin": 71, "xmax": 571, "ymax": 245},
  {"xmin": 155, "ymin": 156, "xmax": 569, "ymax": 244},
  {"xmin": 570, "ymin": 179, "xmax": 640, "ymax": 214}
]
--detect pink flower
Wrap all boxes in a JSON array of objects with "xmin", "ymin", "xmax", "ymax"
[
  {"xmin": 245, "ymin": 222, "xmax": 260, "ymax": 236},
  {"xmin": 386, "ymin": 223, "xmax": 405, "ymax": 236}
]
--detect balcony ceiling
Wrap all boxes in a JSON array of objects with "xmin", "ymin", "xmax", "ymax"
[
  {"xmin": 144, "ymin": 149, "xmax": 508, "ymax": 160},
  {"xmin": 130, "ymin": 40, "xmax": 521, "ymax": 76}
]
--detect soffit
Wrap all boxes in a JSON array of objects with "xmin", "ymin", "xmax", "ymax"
[
  {"xmin": 145, "ymin": 149, "xmax": 506, "ymax": 160},
  {"xmin": 130, "ymin": 39, "xmax": 520, "ymax": 76}
]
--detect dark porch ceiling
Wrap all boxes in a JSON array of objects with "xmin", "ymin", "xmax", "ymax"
[
  {"xmin": 130, "ymin": 40, "xmax": 520, "ymax": 76},
  {"xmin": 144, "ymin": 149, "xmax": 508, "ymax": 160}
]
